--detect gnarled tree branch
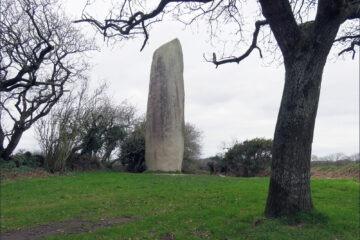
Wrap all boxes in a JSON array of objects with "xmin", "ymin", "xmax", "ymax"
[
  {"xmin": 205, "ymin": 20, "xmax": 268, "ymax": 67},
  {"xmin": 75, "ymin": 0, "xmax": 212, "ymax": 51},
  {"xmin": 337, "ymin": 39, "xmax": 360, "ymax": 58}
]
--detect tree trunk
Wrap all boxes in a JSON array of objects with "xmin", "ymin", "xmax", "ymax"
[
  {"xmin": 0, "ymin": 112, "xmax": 5, "ymax": 155},
  {"xmin": 265, "ymin": 51, "xmax": 329, "ymax": 217},
  {"xmin": 0, "ymin": 127, "xmax": 24, "ymax": 160},
  {"xmin": 0, "ymin": 128, "xmax": 4, "ymax": 154},
  {"xmin": 263, "ymin": 12, "xmax": 343, "ymax": 216}
]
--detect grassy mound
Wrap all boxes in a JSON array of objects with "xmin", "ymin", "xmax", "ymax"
[{"xmin": 1, "ymin": 172, "xmax": 359, "ymax": 239}]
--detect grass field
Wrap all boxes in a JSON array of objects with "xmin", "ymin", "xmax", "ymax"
[{"xmin": 1, "ymin": 172, "xmax": 359, "ymax": 239}]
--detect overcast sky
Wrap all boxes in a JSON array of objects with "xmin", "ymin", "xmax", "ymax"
[{"xmin": 18, "ymin": 0, "xmax": 359, "ymax": 158}]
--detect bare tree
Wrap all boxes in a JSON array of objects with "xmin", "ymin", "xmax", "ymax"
[
  {"xmin": 76, "ymin": 0, "xmax": 359, "ymax": 217},
  {"xmin": 35, "ymin": 84, "xmax": 86, "ymax": 172},
  {"xmin": 35, "ymin": 82, "xmax": 136, "ymax": 172},
  {"xmin": 0, "ymin": 0, "xmax": 94, "ymax": 160}
]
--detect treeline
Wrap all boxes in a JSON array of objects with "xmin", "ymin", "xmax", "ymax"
[
  {"xmin": 204, "ymin": 141, "xmax": 359, "ymax": 178},
  {"xmin": 0, "ymin": 83, "xmax": 203, "ymax": 175},
  {"xmin": 311, "ymin": 153, "xmax": 360, "ymax": 163}
]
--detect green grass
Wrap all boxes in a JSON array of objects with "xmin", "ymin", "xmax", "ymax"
[{"xmin": 1, "ymin": 172, "xmax": 359, "ymax": 239}]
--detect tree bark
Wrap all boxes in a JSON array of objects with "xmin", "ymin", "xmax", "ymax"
[
  {"xmin": 262, "ymin": 0, "xmax": 346, "ymax": 213},
  {"xmin": 265, "ymin": 25, "xmax": 341, "ymax": 216},
  {"xmin": 0, "ymin": 127, "xmax": 24, "ymax": 160},
  {"xmin": 0, "ymin": 127, "xmax": 5, "ymax": 154}
]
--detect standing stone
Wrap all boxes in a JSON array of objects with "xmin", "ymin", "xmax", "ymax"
[{"xmin": 145, "ymin": 38, "xmax": 185, "ymax": 172}]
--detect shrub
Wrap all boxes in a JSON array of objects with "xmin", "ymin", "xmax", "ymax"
[
  {"xmin": 120, "ymin": 122, "xmax": 146, "ymax": 173},
  {"xmin": 11, "ymin": 151, "xmax": 44, "ymax": 168},
  {"xmin": 207, "ymin": 155, "xmax": 226, "ymax": 175},
  {"xmin": 223, "ymin": 138, "xmax": 272, "ymax": 177},
  {"xmin": 0, "ymin": 158, "xmax": 17, "ymax": 170},
  {"xmin": 119, "ymin": 121, "xmax": 202, "ymax": 173},
  {"xmin": 68, "ymin": 153, "xmax": 102, "ymax": 171},
  {"xmin": 0, "ymin": 151, "xmax": 45, "ymax": 180}
]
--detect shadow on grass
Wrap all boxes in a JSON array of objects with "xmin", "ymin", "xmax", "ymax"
[
  {"xmin": 279, "ymin": 210, "xmax": 329, "ymax": 226},
  {"xmin": 252, "ymin": 210, "xmax": 329, "ymax": 228}
]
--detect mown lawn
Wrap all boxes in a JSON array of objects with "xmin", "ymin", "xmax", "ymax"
[{"xmin": 1, "ymin": 172, "xmax": 359, "ymax": 239}]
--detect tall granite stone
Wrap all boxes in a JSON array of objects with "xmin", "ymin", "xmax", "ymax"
[{"xmin": 145, "ymin": 39, "xmax": 185, "ymax": 172}]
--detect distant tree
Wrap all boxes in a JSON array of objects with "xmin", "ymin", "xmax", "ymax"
[
  {"xmin": 223, "ymin": 138, "xmax": 272, "ymax": 177},
  {"xmin": 182, "ymin": 123, "xmax": 202, "ymax": 172},
  {"xmin": 76, "ymin": 0, "xmax": 359, "ymax": 217},
  {"xmin": 0, "ymin": 0, "xmax": 94, "ymax": 160}
]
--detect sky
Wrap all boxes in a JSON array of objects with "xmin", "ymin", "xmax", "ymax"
[{"xmin": 17, "ymin": 0, "xmax": 359, "ymax": 158}]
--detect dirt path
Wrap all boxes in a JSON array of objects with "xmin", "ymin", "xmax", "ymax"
[{"xmin": 1, "ymin": 216, "xmax": 135, "ymax": 240}]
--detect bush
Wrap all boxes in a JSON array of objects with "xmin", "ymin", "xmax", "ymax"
[
  {"xmin": 0, "ymin": 158, "xmax": 17, "ymax": 170},
  {"xmin": 207, "ymin": 155, "xmax": 226, "ymax": 175},
  {"xmin": 11, "ymin": 151, "xmax": 44, "ymax": 168},
  {"xmin": 0, "ymin": 151, "xmax": 46, "ymax": 180},
  {"xmin": 68, "ymin": 153, "xmax": 103, "ymax": 171},
  {"xmin": 120, "ymin": 122, "xmax": 146, "ymax": 173},
  {"xmin": 119, "ymin": 121, "xmax": 202, "ymax": 173},
  {"xmin": 223, "ymin": 138, "xmax": 272, "ymax": 177}
]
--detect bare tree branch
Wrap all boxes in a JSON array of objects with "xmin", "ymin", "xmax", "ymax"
[
  {"xmin": 338, "ymin": 39, "xmax": 360, "ymax": 58},
  {"xmin": 75, "ymin": 0, "xmax": 212, "ymax": 51},
  {"xmin": 334, "ymin": 19, "xmax": 360, "ymax": 59},
  {"xmin": 205, "ymin": 20, "xmax": 268, "ymax": 67}
]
